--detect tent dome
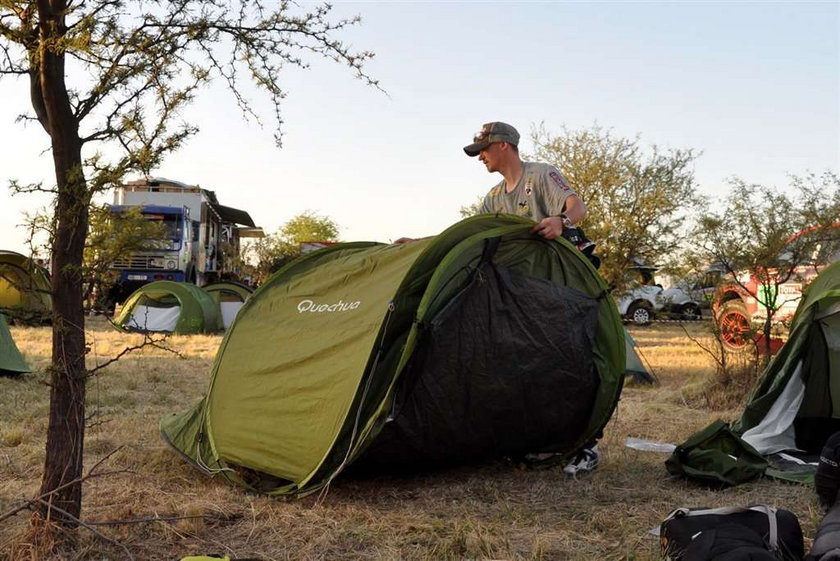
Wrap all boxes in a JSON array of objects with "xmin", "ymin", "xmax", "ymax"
[
  {"xmin": 161, "ymin": 215, "xmax": 626, "ymax": 495},
  {"xmin": 115, "ymin": 280, "xmax": 222, "ymax": 334},
  {"xmin": 202, "ymin": 281, "xmax": 254, "ymax": 330},
  {"xmin": 0, "ymin": 250, "xmax": 51, "ymax": 323}
]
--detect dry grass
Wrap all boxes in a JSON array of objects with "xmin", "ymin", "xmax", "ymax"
[{"xmin": 0, "ymin": 319, "xmax": 822, "ymax": 560}]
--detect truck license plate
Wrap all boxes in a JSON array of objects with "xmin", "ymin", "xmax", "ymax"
[{"xmin": 127, "ymin": 274, "xmax": 147, "ymax": 280}]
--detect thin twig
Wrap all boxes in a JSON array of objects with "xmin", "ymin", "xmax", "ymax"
[
  {"xmin": 85, "ymin": 514, "xmax": 210, "ymax": 526},
  {"xmin": 0, "ymin": 469, "xmax": 132, "ymax": 525},
  {"xmin": 35, "ymin": 498, "xmax": 135, "ymax": 560},
  {"xmin": 87, "ymin": 332, "xmax": 181, "ymax": 376},
  {"xmin": 0, "ymin": 447, "xmax": 130, "ymax": 525}
]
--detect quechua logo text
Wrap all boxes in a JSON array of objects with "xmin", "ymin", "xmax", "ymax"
[{"xmin": 297, "ymin": 299, "xmax": 362, "ymax": 313}]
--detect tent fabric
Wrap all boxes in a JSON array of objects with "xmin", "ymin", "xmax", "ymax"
[
  {"xmin": 0, "ymin": 250, "xmax": 51, "ymax": 323},
  {"xmin": 115, "ymin": 281, "xmax": 222, "ymax": 334},
  {"xmin": 0, "ymin": 312, "xmax": 30, "ymax": 376},
  {"xmin": 732, "ymin": 261, "xmax": 840, "ymax": 455},
  {"xmin": 124, "ymin": 304, "xmax": 182, "ymax": 332},
  {"xmin": 161, "ymin": 215, "xmax": 626, "ymax": 496},
  {"xmin": 358, "ymin": 262, "xmax": 600, "ymax": 468},
  {"xmin": 624, "ymin": 328, "xmax": 655, "ymax": 384},
  {"xmin": 202, "ymin": 282, "xmax": 253, "ymax": 330},
  {"xmin": 740, "ymin": 362, "xmax": 805, "ymax": 454}
]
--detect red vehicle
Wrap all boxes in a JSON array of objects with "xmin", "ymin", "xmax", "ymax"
[{"xmin": 713, "ymin": 224, "xmax": 840, "ymax": 351}]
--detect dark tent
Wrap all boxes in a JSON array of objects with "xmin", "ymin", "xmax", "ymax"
[{"xmin": 161, "ymin": 215, "xmax": 626, "ymax": 496}]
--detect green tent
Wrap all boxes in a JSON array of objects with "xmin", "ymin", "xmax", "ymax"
[
  {"xmin": 733, "ymin": 260, "xmax": 840, "ymax": 456},
  {"xmin": 0, "ymin": 250, "xmax": 51, "ymax": 323},
  {"xmin": 625, "ymin": 328, "xmax": 655, "ymax": 384},
  {"xmin": 115, "ymin": 281, "xmax": 222, "ymax": 335},
  {"xmin": 202, "ymin": 282, "xmax": 254, "ymax": 330},
  {"xmin": 0, "ymin": 313, "xmax": 30, "ymax": 376},
  {"xmin": 161, "ymin": 215, "xmax": 626, "ymax": 496}
]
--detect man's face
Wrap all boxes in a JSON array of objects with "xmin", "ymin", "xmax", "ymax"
[{"xmin": 478, "ymin": 142, "xmax": 502, "ymax": 172}]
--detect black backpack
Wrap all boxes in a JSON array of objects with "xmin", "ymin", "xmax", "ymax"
[
  {"xmin": 660, "ymin": 505, "xmax": 804, "ymax": 561},
  {"xmin": 816, "ymin": 432, "xmax": 840, "ymax": 511}
]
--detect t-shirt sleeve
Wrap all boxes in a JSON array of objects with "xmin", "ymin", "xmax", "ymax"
[
  {"xmin": 539, "ymin": 166, "xmax": 576, "ymax": 216},
  {"xmin": 479, "ymin": 194, "xmax": 493, "ymax": 214}
]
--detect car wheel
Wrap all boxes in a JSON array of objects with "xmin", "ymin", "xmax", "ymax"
[
  {"xmin": 627, "ymin": 302, "xmax": 653, "ymax": 326},
  {"xmin": 717, "ymin": 300, "xmax": 752, "ymax": 351},
  {"xmin": 681, "ymin": 303, "xmax": 702, "ymax": 321}
]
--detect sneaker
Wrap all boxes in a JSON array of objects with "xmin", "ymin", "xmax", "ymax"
[{"xmin": 563, "ymin": 444, "xmax": 599, "ymax": 477}]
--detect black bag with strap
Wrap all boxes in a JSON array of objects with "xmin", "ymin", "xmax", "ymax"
[{"xmin": 659, "ymin": 505, "xmax": 804, "ymax": 561}]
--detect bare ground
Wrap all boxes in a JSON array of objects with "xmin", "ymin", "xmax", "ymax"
[{"xmin": 0, "ymin": 319, "xmax": 821, "ymax": 560}]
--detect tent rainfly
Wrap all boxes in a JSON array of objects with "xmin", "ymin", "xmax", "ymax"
[
  {"xmin": 0, "ymin": 250, "xmax": 51, "ymax": 323},
  {"xmin": 734, "ymin": 260, "xmax": 840, "ymax": 457},
  {"xmin": 0, "ymin": 313, "xmax": 30, "ymax": 376},
  {"xmin": 161, "ymin": 215, "xmax": 626, "ymax": 496},
  {"xmin": 202, "ymin": 282, "xmax": 254, "ymax": 330},
  {"xmin": 115, "ymin": 280, "xmax": 222, "ymax": 334}
]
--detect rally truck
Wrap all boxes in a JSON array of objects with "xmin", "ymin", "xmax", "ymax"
[
  {"xmin": 712, "ymin": 224, "xmax": 840, "ymax": 351},
  {"xmin": 108, "ymin": 177, "xmax": 262, "ymax": 302}
]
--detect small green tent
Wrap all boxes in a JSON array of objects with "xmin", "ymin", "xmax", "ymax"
[
  {"xmin": 202, "ymin": 282, "xmax": 253, "ymax": 330},
  {"xmin": 625, "ymin": 328, "xmax": 655, "ymax": 384},
  {"xmin": 0, "ymin": 250, "xmax": 51, "ymax": 323},
  {"xmin": 0, "ymin": 313, "xmax": 30, "ymax": 376},
  {"xmin": 161, "ymin": 215, "xmax": 626, "ymax": 496},
  {"xmin": 734, "ymin": 260, "xmax": 840, "ymax": 456},
  {"xmin": 115, "ymin": 281, "xmax": 222, "ymax": 335}
]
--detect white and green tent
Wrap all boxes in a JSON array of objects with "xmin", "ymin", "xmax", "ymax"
[
  {"xmin": 161, "ymin": 215, "xmax": 626, "ymax": 496},
  {"xmin": 202, "ymin": 282, "xmax": 253, "ymax": 330},
  {"xmin": 734, "ymin": 261, "xmax": 840, "ymax": 456},
  {"xmin": 115, "ymin": 281, "xmax": 222, "ymax": 335}
]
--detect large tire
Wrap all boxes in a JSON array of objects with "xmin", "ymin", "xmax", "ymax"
[
  {"xmin": 627, "ymin": 302, "xmax": 653, "ymax": 326},
  {"xmin": 717, "ymin": 300, "xmax": 752, "ymax": 352}
]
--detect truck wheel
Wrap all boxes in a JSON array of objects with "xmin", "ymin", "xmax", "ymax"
[
  {"xmin": 681, "ymin": 303, "xmax": 702, "ymax": 321},
  {"xmin": 627, "ymin": 302, "xmax": 653, "ymax": 326},
  {"xmin": 717, "ymin": 300, "xmax": 752, "ymax": 351}
]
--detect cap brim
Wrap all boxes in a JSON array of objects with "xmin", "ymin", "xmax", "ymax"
[{"xmin": 463, "ymin": 141, "xmax": 489, "ymax": 157}]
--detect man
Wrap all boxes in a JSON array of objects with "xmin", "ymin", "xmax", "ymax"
[
  {"xmin": 464, "ymin": 121, "xmax": 600, "ymax": 477},
  {"xmin": 464, "ymin": 121, "xmax": 586, "ymax": 241}
]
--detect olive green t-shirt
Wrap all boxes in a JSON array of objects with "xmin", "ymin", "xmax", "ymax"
[{"xmin": 479, "ymin": 161, "xmax": 576, "ymax": 221}]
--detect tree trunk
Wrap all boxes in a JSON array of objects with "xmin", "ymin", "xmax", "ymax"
[{"xmin": 35, "ymin": 0, "xmax": 90, "ymax": 527}]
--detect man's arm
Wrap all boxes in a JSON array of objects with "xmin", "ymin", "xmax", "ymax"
[{"xmin": 533, "ymin": 191, "xmax": 587, "ymax": 241}]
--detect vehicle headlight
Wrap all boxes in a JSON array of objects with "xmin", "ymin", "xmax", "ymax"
[{"xmin": 166, "ymin": 260, "xmax": 177, "ymax": 270}]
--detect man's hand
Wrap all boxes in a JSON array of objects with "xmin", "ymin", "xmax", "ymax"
[{"xmin": 531, "ymin": 216, "xmax": 564, "ymax": 240}]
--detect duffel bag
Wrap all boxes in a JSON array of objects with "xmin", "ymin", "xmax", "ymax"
[{"xmin": 660, "ymin": 504, "xmax": 804, "ymax": 561}]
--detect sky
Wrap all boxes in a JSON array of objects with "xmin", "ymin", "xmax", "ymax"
[{"xmin": 0, "ymin": 1, "xmax": 838, "ymax": 255}]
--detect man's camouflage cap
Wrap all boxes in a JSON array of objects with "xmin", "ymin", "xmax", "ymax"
[{"xmin": 463, "ymin": 122, "xmax": 520, "ymax": 157}]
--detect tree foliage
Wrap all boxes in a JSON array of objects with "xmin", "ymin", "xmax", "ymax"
[
  {"xmin": 84, "ymin": 205, "xmax": 165, "ymax": 306},
  {"xmin": 0, "ymin": 0, "xmax": 375, "ymax": 532},
  {"xmin": 245, "ymin": 210, "xmax": 340, "ymax": 283},
  {"xmin": 692, "ymin": 171, "xmax": 840, "ymax": 353},
  {"xmin": 530, "ymin": 123, "xmax": 700, "ymax": 289}
]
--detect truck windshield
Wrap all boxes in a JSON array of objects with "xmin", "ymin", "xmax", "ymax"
[{"xmin": 139, "ymin": 213, "xmax": 183, "ymax": 250}]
